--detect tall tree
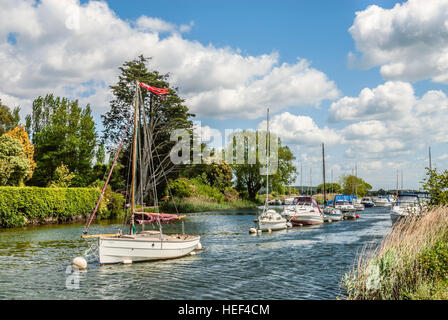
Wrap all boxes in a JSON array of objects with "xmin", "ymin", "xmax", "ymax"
[
  {"xmin": 26, "ymin": 94, "xmax": 97, "ymax": 186},
  {"xmin": 229, "ymin": 130, "xmax": 295, "ymax": 201},
  {"xmin": 0, "ymin": 100, "xmax": 20, "ymax": 135},
  {"xmin": 341, "ymin": 175, "xmax": 372, "ymax": 197},
  {"xmin": 6, "ymin": 125, "xmax": 36, "ymax": 180},
  {"xmin": 271, "ymin": 144, "xmax": 297, "ymax": 194},
  {"xmin": 102, "ymin": 55, "xmax": 194, "ymax": 203},
  {"xmin": 0, "ymin": 134, "xmax": 31, "ymax": 186}
]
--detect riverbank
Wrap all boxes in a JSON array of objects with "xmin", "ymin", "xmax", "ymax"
[
  {"xmin": 343, "ymin": 206, "xmax": 448, "ymax": 299},
  {"xmin": 160, "ymin": 196, "xmax": 258, "ymax": 213}
]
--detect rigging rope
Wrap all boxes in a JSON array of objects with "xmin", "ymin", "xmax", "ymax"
[{"xmin": 82, "ymin": 112, "xmax": 133, "ymax": 235}]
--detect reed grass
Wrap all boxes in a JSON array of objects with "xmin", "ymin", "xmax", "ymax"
[
  {"xmin": 343, "ymin": 206, "xmax": 448, "ymax": 299},
  {"xmin": 160, "ymin": 196, "xmax": 257, "ymax": 213}
]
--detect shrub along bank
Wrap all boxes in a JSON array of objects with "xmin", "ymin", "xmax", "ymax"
[
  {"xmin": 0, "ymin": 186, "xmax": 124, "ymax": 228},
  {"xmin": 161, "ymin": 176, "xmax": 258, "ymax": 213}
]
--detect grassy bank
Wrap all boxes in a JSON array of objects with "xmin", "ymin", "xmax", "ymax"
[
  {"xmin": 160, "ymin": 196, "xmax": 258, "ymax": 213},
  {"xmin": 343, "ymin": 206, "xmax": 448, "ymax": 299}
]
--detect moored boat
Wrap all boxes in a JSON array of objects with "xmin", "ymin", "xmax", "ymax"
[
  {"xmin": 374, "ymin": 196, "xmax": 392, "ymax": 207},
  {"xmin": 361, "ymin": 197, "xmax": 375, "ymax": 207},
  {"xmin": 333, "ymin": 195, "xmax": 356, "ymax": 219},
  {"xmin": 82, "ymin": 81, "xmax": 200, "ymax": 265},
  {"xmin": 286, "ymin": 196, "xmax": 324, "ymax": 226},
  {"xmin": 390, "ymin": 193, "xmax": 423, "ymax": 224},
  {"xmin": 254, "ymin": 108, "xmax": 287, "ymax": 232},
  {"xmin": 322, "ymin": 207, "xmax": 343, "ymax": 222}
]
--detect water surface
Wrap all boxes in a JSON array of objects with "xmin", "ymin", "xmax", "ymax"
[{"xmin": 0, "ymin": 207, "xmax": 392, "ymax": 299}]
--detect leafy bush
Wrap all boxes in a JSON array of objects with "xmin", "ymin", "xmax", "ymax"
[
  {"xmin": 167, "ymin": 178, "xmax": 193, "ymax": 198},
  {"xmin": 0, "ymin": 186, "xmax": 107, "ymax": 227}
]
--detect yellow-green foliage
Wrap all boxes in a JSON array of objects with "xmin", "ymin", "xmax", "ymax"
[{"xmin": 0, "ymin": 186, "xmax": 101, "ymax": 227}]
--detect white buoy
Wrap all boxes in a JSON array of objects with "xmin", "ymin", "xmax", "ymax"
[
  {"xmin": 72, "ymin": 256, "xmax": 87, "ymax": 270},
  {"xmin": 190, "ymin": 251, "xmax": 197, "ymax": 256},
  {"xmin": 249, "ymin": 228, "xmax": 257, "ymax": 234},
  {"xmin": 328, "ymin": 219, "xmax": 332, "ymax": 223},
  {"xmin": 196, "ymin": 242, "xmax": 202, "ymax": 250},
  {"xmin": 257, "ymin": 229, "xmax": 262, "ymax": 234},
  {"xmin": 122, "ymin": 259, "xmax": 132, "ymax": 264},
  {"xmin": 286, "ymin": 222, "xmax": 292, "ymax": 228},
  {"xmin": 267, "ymin": 228, "xmax": 272, "ymax": 233}
]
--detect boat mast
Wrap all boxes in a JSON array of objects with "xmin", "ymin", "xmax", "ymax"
[
  {"xmin": 429, "ymin": 146, "xmax": 432, "ymax": 170},
  {"xmin": 322, "ymin": 143, "xmax": 326, "ymax": 207},
  {"xmin": 265, "ymin": 108, "xmax": 270, "ymax": 209},
  {"xmin": 355, "ymin": 164, "xmax": 358, "ymax": 198},
  {"xmin": 130, "ymin": 81, "xmax": 139, "ymax": 234},
  {"xmin": 396, "ymin": 169, "xmax": 399, "ymax": 198}
]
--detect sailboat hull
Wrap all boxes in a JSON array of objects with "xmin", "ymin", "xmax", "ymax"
[{"xmin": 98, "ymin": 233, "xmax": 201, "ymax": 264}]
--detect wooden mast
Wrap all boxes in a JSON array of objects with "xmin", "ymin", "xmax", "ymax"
[{"xmin": 130, "ymin": 82, "xmax": 139, "ymax": 234}]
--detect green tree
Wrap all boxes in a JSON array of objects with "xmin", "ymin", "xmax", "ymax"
[
  {"xmin": 0, "ymin": 134, "xmax": 31, "ymax": 186},
  {"xmin": 422, "ymin": 167, "xmax": 448, "ymax": 205},
  {"xmin": 95, "ymin": 142, "xmax": 106, "ymax": 164},
  {"xmin": 0, "ymin": 100, "xmax": 20, "ymax": 135},
  {"xmin": 271, "ymin": 144, "xmax": 297, "ymax": 194},
  {"xmin": 102, "ymin": 55, "xmax": 194, "ymax": 202},
  {"xmin": 229, "ymin": 130, "xmax": 295, "ymax": 201},
  {"xmin": 49, "ymin": 164, "xmax": 76, "ymax": 188},
  {"xmin": 341, "ymin": 175, "xmax": 372, "ymax": 197},
  {"xmin": 316, "ymin": 182, "xmax": 342, "ymax": 194},
  {"xmin": 229, "ymin": 130, "xmax": 263, "ymax": 201},
  {"xmin": 26, "ymin": 94, "xmax": 97, "ymax": 187}
]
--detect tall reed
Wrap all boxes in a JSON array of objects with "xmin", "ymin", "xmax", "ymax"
[{"xmin": 343, "ymin": 206, "xmax": 448, "ymax": 299}]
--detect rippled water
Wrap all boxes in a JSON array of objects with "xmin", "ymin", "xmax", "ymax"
[{"xmin": 0, "ymin": 207, "xmax": 392, "ymax": 299}]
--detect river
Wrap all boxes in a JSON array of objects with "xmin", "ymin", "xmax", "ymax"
[{"xmin": 0, "ymin": 206, "xmax": 392, "ymax": 299}]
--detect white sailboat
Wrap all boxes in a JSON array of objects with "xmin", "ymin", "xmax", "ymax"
[
  {"xmin": 254, "ymin": 108, "xmax": 287, "ymax": 232},
  {"xmin": 83, "ymin": 81, "xmax": 200, "ymax": 265}
]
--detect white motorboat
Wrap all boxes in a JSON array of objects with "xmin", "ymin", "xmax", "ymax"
[
  {"xmin": 333, "ymin": 195, "xmax": 356, "ymax": 219},
  {"xmin": 353, "ymin": 198, "xmax": 365, "ymax": 211},
  {"xmin": 285, "ymin": 196, "xmax": 324, "ymax": 226},
  {"xmin": 322, "ymin": 207, "xmax": 343, "ymax": 222},
  {"xmin": 361, "ymin": 197, "xmax": 375, "ymax": 208},
  {"xmin": 390, "ymin": 193, "xmax": 423, "ymax": 224},
  {"xmin": 82, "ymin": 81, "xmax": 200, "ymax": 265},
  {"xmin": 374, "ymin": 196, "xmax": 392, "ymax": 207}
]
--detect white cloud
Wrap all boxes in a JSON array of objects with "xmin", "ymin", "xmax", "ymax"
[
  {"xmin": 257, "ymin": 112, "xmax": 342, "ymax": 146},
  {"xmin": 329, "ymin": 81, "xmax": 415, "ymax": 122},
  {"xmin": 136, "ymin": 17, "xmax": 193, "ymax": 34},
  {"xmin": 349, "ymin": 0, "xmax": 448, "ymax": 83},
  {"xmin": 0, "ymin": 0, "xmax": 339, "ymax": 120},
  {"xmin": 330, "ymin": 81, "xmax": 448, "ymax": 169}
]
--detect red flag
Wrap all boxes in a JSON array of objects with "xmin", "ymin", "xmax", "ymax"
[{"xmin": 139, "ymin": 82, "xmax": 169, "ymax": 99}]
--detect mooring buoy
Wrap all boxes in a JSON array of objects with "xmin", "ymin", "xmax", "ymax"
[
  {"xmin": 72, "ymin": 256, "xmax": 87, "ymax": 270},
  {"xmin": 249, "ymin": 228, "xmax": 257, "ymax": 234},
  {"xmin": 196, "ymin": 242, "xmax": 202, "ymax": 250}
]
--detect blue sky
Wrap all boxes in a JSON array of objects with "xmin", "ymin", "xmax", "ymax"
[{"xmin": 2, "ymin": 0, "xmax": 448, "ymax": 190}]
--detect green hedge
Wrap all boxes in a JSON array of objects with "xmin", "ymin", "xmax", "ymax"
[{"xmin": 0, "ymin": 187, "xmax": 102, "ymax": 228}]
